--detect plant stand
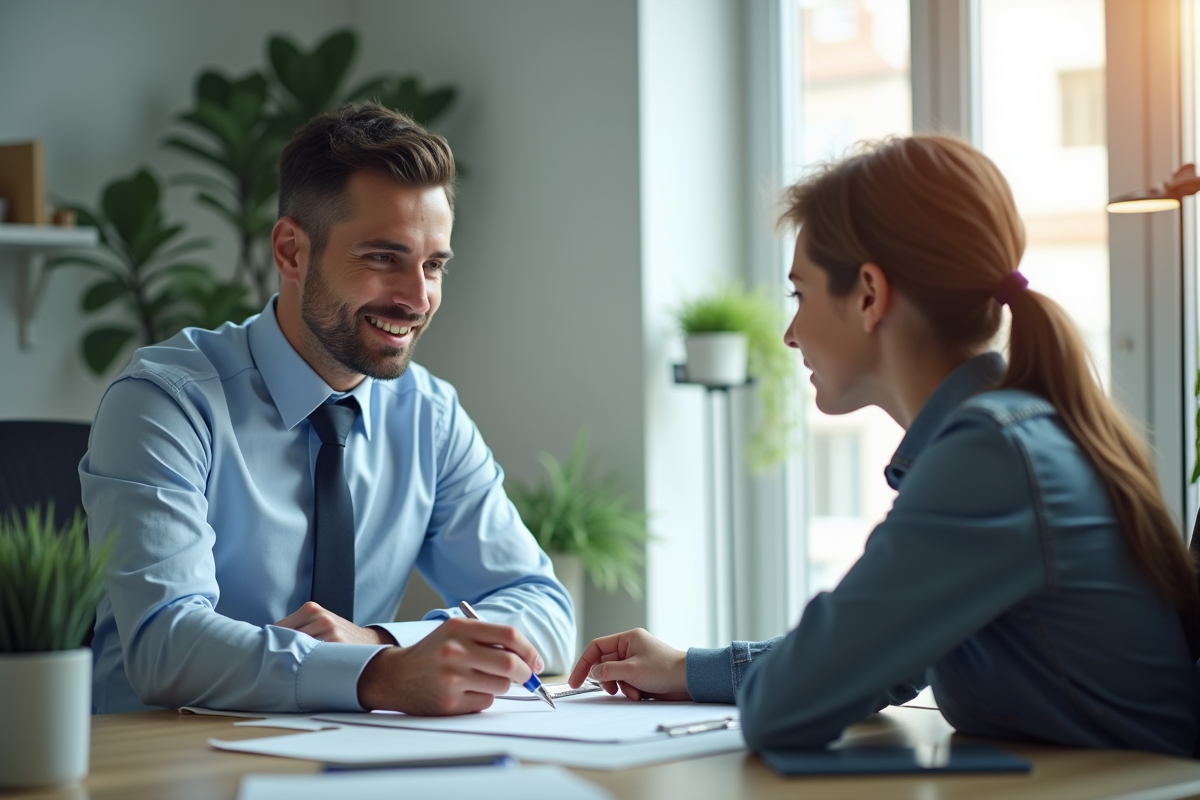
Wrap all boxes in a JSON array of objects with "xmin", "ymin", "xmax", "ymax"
[{"xmin": 673, "ymin": 364, "xmax": 752, "ymax": 647}]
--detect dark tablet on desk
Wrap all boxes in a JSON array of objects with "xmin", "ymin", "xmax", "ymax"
[{"xmin": 760, "ymin": 744, "xmax": 1032, "ymax": 776}]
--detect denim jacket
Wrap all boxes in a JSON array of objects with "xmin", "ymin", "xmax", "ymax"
[{"xmin": 686, "ymin": 353, "xmax": 1200, "ymax": 757}]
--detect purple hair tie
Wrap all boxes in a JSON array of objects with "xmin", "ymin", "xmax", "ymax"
[{"xmin": 994, "ymin": 271, "xmax": 1029, "ymax": 306}]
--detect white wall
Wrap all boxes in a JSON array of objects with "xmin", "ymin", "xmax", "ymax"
[
  {"xmin": 0, "ymin": 0, "xmax": 646, "ymax": 642},
  {"xmin": 640, "ymin": 0, "xmax": 747, "ymax": 649},
  {"xmin": 354, "ymin": 1, "xmax": 647, "ymax": 640},
  {"xmin": 0, "ymin": 0, "xmax": 350, "ymax": 419}
]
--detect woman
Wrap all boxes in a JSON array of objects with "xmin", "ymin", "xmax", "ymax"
[{"xmin": 567, "ymin": 135, "xmax": 1200, "ymax": 757}]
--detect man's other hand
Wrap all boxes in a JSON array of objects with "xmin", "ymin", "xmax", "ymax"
[
  {"xmin": 274, "ymin": 601, "xmax": 395, "ymax": 645},
  {"xmin": 356, "ymin": 617, "xmax": 544, "ymax": 715}
]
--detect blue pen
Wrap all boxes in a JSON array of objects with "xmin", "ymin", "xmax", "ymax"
[{"xmin": 459, "ymin": 600, "xmax": 557, "ymax": 709}]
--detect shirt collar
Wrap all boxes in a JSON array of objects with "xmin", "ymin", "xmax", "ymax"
[
  {"xmin": 248, "ymin": 297, "xmax": 375, "ymax": 439},
  {"xmin": 883, "ymin": 352, "xmax": 1006, "ymax": 490}
]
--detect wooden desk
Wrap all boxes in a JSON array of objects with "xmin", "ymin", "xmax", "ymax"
[{"xmin": 7, "ymin": 707, "xmax": 1200, "ymax": 800}]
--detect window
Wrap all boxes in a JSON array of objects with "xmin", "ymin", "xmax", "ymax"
[
  {"xmin": 1059, "ymin": 68, "xmax": 1106, "ymax": 148},
  {"xmin": 788, "ymin": 0, "xmax": 910, "ymax": 599},
  {"xmin": 977, "ymin": 0, "xmax": 1110, "ymax": 392}
]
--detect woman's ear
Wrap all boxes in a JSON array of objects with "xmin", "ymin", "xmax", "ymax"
[
  {"xmin": 857, "ymin": 263, "xmax": 891, "ymax": 333},
  {"xmin": 272, "ymin": 217, "xmax": 310, "ymax": 286}
]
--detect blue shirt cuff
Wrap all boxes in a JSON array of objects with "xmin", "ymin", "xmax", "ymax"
[
  {"xmin": 375, "ymin": 620, "xmax": 443, "ymax": 647},
  {"xmin": 687, "ymin": 646, "xmax": 736, "ymax": 703},
  {"xmin": 296, "ymin": 641, "xmax": 388, "ymax": 712}
]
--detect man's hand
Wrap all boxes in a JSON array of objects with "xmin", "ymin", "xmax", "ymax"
[
  {"xmin": 356, "ymin": 617, "xmax": 545, "ymax": 715},
  {"xmin": 567, "ymin": 628, "xmax": 691, "ymax": 702},
  {"xmin": 274, "ymin": 601, "xmax": 396, "ymax": 646}
]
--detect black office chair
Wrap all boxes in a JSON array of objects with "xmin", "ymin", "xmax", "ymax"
[
  {"xmin": 0, "ymin": 420, "xmax": 94, "ymax": 646},
  {"xmin": 0, "ymin": 420, "xmax": 92, "ymax": 528}
]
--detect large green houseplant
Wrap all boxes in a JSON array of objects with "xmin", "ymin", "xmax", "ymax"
[
  {"xmin": 166, "ymin": 28, "xmax": 460, "ymax": 306},
  {"xmin": 677, "ymin": 283, "xmax": 799, "ymax": 470},
  {"xmin": 0, "ymin": 507, "xmax": 111, "ymax": 788},
  {"xmin": 511, "ymin": 430, "xmax": 649, "ymax": 633},
  {"xmin": 54, "ymin": 168, "xmax": 255, "ymax": 375}
]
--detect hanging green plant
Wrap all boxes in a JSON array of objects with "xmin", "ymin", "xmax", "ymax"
[{"xmin": 677, "ymin": 283, "xmax": 800, "ymax": 471}]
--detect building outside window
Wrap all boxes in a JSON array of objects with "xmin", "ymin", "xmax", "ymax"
[
  {"xmin": 791, "ymin": 0, "xmax": 909, "ymax": 597},
  {"xmin": 786, "ymin": 0, "xmax": 1109, "ymax": 604}
]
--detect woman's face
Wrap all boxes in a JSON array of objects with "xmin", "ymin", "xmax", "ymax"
[{"xmin": 784, "ymin": 233, "xmax": 878, "ymax": 415}]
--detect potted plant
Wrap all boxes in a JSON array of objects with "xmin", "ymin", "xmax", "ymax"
[
  {"xmin": 510, "ymin": 431, "xmax": 649, "ymax": 656},
  {"xmin": 0, "ymin": 507, "xmax": 111, "ymax": 789},
  {"xmin": 53, "ymin": 167, "xmax": 256, "ymax": 375},
  {"xmin": 677, "ymin": 283, "xmax": 799, "ymax": 470},
  {"xmin": 166, "ymin": 28, "xmax": 461, "ymax": 307}
]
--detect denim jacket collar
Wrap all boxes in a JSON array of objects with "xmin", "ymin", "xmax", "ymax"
[{"xmin": 883, "ymin": 352, "xmax": 1006, "ymax": 490}]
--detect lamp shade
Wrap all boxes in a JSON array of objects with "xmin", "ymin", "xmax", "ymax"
[{"xmin": 1107, "ymin": 164, "xmax": 1200, "ymax": 214}]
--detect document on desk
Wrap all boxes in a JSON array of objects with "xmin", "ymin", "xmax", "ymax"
[
  {"xmin": 236, "ymin": 765, "xmax": 613, "ymax": 800},
  {"xmin": 212, "ymin": 722, "xmax": 746, "ymax": 771},
  {"xmin": 316, "ymin": 692, "xmax": 740, "ymax": 744}
]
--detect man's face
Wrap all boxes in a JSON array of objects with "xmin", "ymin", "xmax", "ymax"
[{"xmin": 298, "ymin": 172, "xmax": 453, "ymax": 384}]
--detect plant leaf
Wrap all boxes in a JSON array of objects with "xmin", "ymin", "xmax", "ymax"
[
  {"xmin": 101, "ymin": 168, "xmax": 161, "ymax": 248},
  {"xmin": 81, "ymin": 326, "xmax": 137, "ymax": 375},
  {"xmin": 81, "ymin": 279, "xmax": 128, "ymax": 312}
]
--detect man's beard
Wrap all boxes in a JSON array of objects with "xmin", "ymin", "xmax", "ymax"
[{"xmin": 300, "ymin": 257, "xmax": 427, "ymax": 381}]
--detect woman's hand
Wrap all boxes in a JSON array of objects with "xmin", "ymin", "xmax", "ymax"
[{"xmin": 567, "ymin": 628, "xmax": 691, "ymax": 701}]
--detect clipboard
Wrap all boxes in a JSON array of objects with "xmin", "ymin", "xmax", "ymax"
[{"xmin": 760, "ymin": 743, "xmax": 1031, "ymax": 776}]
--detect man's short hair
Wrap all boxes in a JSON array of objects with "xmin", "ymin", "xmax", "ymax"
[{"xmin": 278, "ymin": 103, "xmax": 457, "ymax": 258}]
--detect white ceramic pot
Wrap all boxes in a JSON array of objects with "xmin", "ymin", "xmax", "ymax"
[
  {"xmin": 685, "ymin": 332, "xmax": 749, "ymax": 386},
  {"xmin": 0, "ymin": 648, "xmax": 92, "ymax": 789},
  {"xmin": 549, "ymin": 552, "xmax": 586, "ymax": 661}
]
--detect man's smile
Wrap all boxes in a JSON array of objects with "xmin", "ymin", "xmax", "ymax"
[{"xmin": 365, "ymin": 314, "xmax": 423, "ymax": 345}]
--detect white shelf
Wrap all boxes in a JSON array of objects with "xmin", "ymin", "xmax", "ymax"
[
  {"xmin": 0, "ymin": 223, "xmax": 99, "ymax": 249},
  {"xmin": 0, "ymin": 223, "xmax": 100, "ymax": 350}
]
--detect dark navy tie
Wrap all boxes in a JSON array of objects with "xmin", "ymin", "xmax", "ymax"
[{"xmin": 308, "ymin": 398, "xmax": 360, "ymax": 620}]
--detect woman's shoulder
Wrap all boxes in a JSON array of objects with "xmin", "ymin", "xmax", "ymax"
[
  {"xmin": 928, "ymin": 387, "xmax": 1076, "ymax": 467},
  {"xmin": 918, "ymin": 388, "xmax": 1100, "ymax": 512},
  {"xmin": 953, "ymin": 388, "xmax": 1058, "ymax": 428}
]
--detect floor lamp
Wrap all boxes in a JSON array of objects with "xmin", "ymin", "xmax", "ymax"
[{"xmin": 1107, "ymin": 164, "xmax": 1200, "ymax": 550}]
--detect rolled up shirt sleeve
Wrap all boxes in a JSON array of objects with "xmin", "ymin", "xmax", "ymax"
[
  {"xmin": 83, "ymin": 375, "xmax": 385, "ymax": 712},
  {"xmin": 734, "ymin": 415, "xmax": 1046, "ymax": 751}
]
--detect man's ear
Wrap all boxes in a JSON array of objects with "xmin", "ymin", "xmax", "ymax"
[
  {"xmin": 272, "ymin": 217, "xmax": 310, "ymax": 286},
  {"xmin": 857, "ymin": 263, "xmax": 891, "ymax": 334}
]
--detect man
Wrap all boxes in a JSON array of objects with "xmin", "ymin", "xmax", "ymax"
[{"xmin": 82, "ymin": 104, "xmax": 574, "ymax": 715}]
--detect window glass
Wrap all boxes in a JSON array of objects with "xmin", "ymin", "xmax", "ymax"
[
  {"xmin": 978, "ymin": 0, "xmax": 1110, "ymax": 390},
  {"xmin": 791, "ymin": 0, "xmax": 910, "ymax": 596}
]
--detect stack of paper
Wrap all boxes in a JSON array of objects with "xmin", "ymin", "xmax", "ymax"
[{"xmin": 209, "ymin": 691, "xmax": 746, "ymax": 771}]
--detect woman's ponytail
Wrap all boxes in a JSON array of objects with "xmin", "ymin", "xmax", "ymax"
[{"xmin": 1002, "ymin": 288, "xmax": 1200, "ymax": 652}]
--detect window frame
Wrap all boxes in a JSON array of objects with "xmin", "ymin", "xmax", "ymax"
[{"xmin": 741, "ymin": 0, "xmax": 1197, "ymax": 640}]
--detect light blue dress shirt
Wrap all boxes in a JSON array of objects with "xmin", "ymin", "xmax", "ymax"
[
  {"xmin": 686, "ymin": 353, "xmax": 1200, "ymax": 757},
  {"xmin": 82, "ymin": 299, "xmax": 574, "ymax": 714}
]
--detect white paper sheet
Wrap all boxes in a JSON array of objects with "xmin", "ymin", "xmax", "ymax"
[
  {"xmin": 315, "ymin": 692, "xmax": 740, "ymax": 743},
  {"xmin": 212, "ymin": 722, "xmax": 746, "ymax": 771},
  {"xmin": 180, "ymin": 707, "xmax": 339, "ymax": 731},
  {"xmin": 235, "ymin": 765, "xmax": 613, "ymax": 800}
]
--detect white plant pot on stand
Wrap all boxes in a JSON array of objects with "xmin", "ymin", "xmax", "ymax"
[
  {"xmin": 549, "ymin": 552, "xmax": 586, "ymax": 662},
  {"xmin": 0, "ymin": 648, "xmax": 92, "ymax": 789},
  {"xmin": 684, "ymin": 332, "xmax": 749, "ymax": 386}
]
